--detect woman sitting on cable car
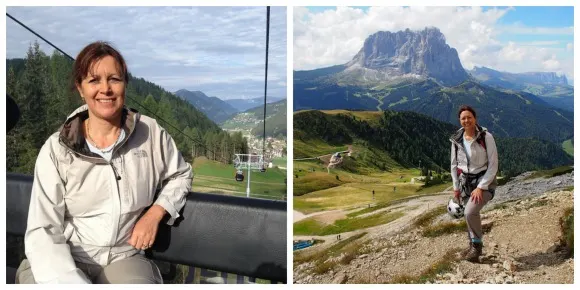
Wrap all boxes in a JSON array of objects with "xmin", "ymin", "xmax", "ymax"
[{"xmin": 16, "ymin": 41, "xmax": 192, "ymax": 284}]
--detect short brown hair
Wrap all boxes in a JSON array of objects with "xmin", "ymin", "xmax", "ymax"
[
  {"xmin": 457, "ymin": 105, "xmax": 476, "ymax": 119},
  {"xmin": 71, "ymin": 41, "xmax": 128, "ymax": 91}
]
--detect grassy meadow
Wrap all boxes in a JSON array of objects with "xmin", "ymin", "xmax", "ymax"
[{"xmin": 193, "ymin": 157, "xmax": 286, "ymax": 200}]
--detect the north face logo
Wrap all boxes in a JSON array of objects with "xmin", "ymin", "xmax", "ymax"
[{"xmin": 134, "ymin": 149, "xmax": 148, "ymax": 158}]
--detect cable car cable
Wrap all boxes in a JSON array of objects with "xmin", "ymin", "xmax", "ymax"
[{"xmin": 261, "ymin": 6, "xmax": 270, "ymax": 164}]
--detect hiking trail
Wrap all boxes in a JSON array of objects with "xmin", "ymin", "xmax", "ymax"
[{"xmin": 294, "ymin": 171, "xmax": 574, "ymax": 284}]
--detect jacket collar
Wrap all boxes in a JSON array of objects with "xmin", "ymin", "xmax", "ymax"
[
  {"xmin": 58, "ymin": 105, "xmax": 140, "ymax": 158},
  {"xmin": 450, "ymin": 124, "xmax": 487, "ymax": 144}
]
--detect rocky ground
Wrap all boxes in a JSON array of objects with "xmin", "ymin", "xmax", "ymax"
[
  {"xmin": 293, "ymin": 172, "xmax": 574, "ymax": 284},
  {"xmin": 491, "ymin": 171, "xmax": 573, "ymax": 205}
]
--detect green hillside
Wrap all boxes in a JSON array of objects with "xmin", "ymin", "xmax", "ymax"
[
  {"xmin": 293, "ymin": 110, "xmax": 455, "ymax": 210},
  {"xmin": 295, "ymin": 110, "xmax": 457, "ymax": 171},
  {"xmin": 562, "ymin": 139, "xmax": 574, "ymax": 156},
  {"xmin": 222, "ymin": 99, "xmax": 286, "ymax": 138},
  {"xmin": 192, "ymin": 157, "xmax": 286, "ymax": 200},
  {"xmin": 251, "ymin": 102, "xmax": 287, "ymax": 139},
  {"xmin": 295, "ymin": 109, "xmax": 573, "ymax": 181}
]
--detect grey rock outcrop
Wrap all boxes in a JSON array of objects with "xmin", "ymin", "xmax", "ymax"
[
  {"xmin": 345, "ymin": 27, "xmax": 469, "ymax": 86},
  {"xmin": 490, "ymin": 171, "xmax": 573, "ymax": 205},
  {"xmin": 519, "ymin": 72, "xmax": 568, "ymax": 85}
]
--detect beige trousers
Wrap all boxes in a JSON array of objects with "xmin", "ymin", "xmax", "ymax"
[
  {"xmin": 462, "ymin": 190, "xmax": 493, "ymax": 240},
  {"xmin": 15, "ymin": 254, "xmax": 162, "ymax": 284}
]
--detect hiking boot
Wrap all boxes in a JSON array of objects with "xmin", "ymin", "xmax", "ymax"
[
  {"xmin": 460, "ymin": 241, "xmax": 473, "ymax": 257},
  {"xmin": 465, "ymin": 242, "xmax": 483, "ymax": 263}
]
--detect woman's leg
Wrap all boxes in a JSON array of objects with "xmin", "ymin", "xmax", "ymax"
[
  {"xmin": 464, "ymin": 190, "xmax": 493, "ymax": 241},
  {"xmin": 16, "ymin": 258, "xmax": 99, "ymax": 284},
  {"xmin": 15, "ymin": 259, "xmax": 35, "ymax": 284},
  {"xmin": 463, "ymin": 190, "xmax": 493, "ymax": 262},
  {"xmin": 94, "ymin": 254, "xmax": 163, "ymax": 284}
]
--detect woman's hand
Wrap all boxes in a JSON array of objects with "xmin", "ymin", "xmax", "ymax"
[
  {"xmin": 470, "ymin": 187, "xmax": 484, "ymax": 204},
  {"xmin": 129, "ymin": 205, "xmax": 166, "ymax": 250},
  {"xmin": 454, "ymin": 189, "xmax": 461, "ymax": 202}
]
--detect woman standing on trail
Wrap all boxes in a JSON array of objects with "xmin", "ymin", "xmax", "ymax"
[
  {"xmin": 16, "ymin": 41, "xmax": 193, "ymax": 284},
  {"xmin": 450, "ymin": 105, "xmax": 498, "ymax": 262}
]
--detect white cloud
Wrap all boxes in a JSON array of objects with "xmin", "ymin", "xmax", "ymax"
[
  {"xmin": 294, "ymin": 6, "xmax": 573, "ymax": 82},
  {"xmin": 542, "ymin": 55, "xmax": 561, "ymax": 71},
  {"xmin": 498, "ymin": 42, "xmax": 526, "ymax": 62},
  {"xmin": 6, "ymin": 6, "xmax": 287, "ymax": 99}
]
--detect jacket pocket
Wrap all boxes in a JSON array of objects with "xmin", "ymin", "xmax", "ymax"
[{"xmin": 119, "ymin": 147, "xmax": 157, "ymax": 214}]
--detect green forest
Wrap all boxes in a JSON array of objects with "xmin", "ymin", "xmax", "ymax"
[
  {"xmin": 6, "ymin": 42, "xmax": 249, "ymax": 175},
  {"xmin": 294, "ymin": 110, "xmax": 573, "ymax": 177},
  {"xmin": 294, "ymin": 76, "xmax": 574, "ymax": 144}
]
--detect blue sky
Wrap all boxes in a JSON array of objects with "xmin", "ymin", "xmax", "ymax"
[
  {"xmin": 490, "ymin": 7, "xmax": 573, "ymax": 27},
  {"xmin": 6, "ymin": 7, "xmax": 287, "ymax": 100},
  {"xmin": 491, "ymin": 7, "xmax": 573, "ymax": 50},
  {"xmin": 296, "ymin": 6, "xmax": 574, "ymax": 82}
]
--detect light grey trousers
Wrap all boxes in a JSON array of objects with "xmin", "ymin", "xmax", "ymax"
[
  {"xmin": 15, "ymin": 254, "xmax": 163, "ymax": 284},
  {"xmin": 462, "ymin": 190, "xmax": 493, "ymax": 241}
]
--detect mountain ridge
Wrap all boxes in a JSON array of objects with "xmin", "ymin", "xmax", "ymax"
[
  {"xmin": 174, "ymin": 89, "xmax": 238, "ymax": 123},
  {"xmin": 469, "ymin": 66, "xmax": 573, "ymax": 111},
  {"xmin": 226, "ymin": 96, "xmax": 285, "ymax": 112}
]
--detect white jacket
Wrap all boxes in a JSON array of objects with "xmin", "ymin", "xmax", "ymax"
[
  {"xmin": 25, "ymin": 105, "xmax": 193, "ymax": 283},
  {"xmin": 450, "ymin": 125, "xmax": 498, "ymax": 191}
]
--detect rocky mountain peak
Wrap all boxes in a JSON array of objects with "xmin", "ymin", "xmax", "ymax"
[
  {"xmin": 520, "ymin": 72, "xmax": 568, "ymax": 85},
  {"xmin": 471, "ymin": 66, "xmax": 570, "ymax": 86},
  {"xmin": 346, "ymin": 27, "xmax": 469, "ymax": 86}
]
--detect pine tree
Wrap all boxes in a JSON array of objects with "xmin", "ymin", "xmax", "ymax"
[
  {"xmin": 143, "ymin": 94, "xmax": 158, "ymax": 114},
  {"xmin": 19, "ymin": 42, "xmax": 50, "ymax": 149}
]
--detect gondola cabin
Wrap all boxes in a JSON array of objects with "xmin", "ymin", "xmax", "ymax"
[{"xmin": 235, "ymin": 169, "xmax": 244, "ymax": 182}]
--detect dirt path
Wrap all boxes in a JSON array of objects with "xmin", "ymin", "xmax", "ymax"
[
  {"xmin": 365, "ymin": 193, "xmax": 449, "ymax": 239},
  {"xmin": 293, "ymin": 209, "xmax": 346, "ymax": 223}
]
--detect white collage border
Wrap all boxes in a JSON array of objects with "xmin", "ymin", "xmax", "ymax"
[{"xmin": 1, "ymin": 0, "xmax": 578, "ymax": 287}]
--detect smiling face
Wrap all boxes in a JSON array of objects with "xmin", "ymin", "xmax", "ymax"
[
  {"xmin": 459, "ymin": 110, "xmax": 476, "ymax": 131},
  {"xmin": 76, "ymin": 55, "xmax": 125, "ymax": 122}
]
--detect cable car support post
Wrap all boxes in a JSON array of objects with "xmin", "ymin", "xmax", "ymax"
[
  {"xmin": 234, "ymin": 153, "xmax": 264, "ymax": 198},
  {"xmin": 246, "ymin": 157, "xmax": 251, "ymax": 198}
]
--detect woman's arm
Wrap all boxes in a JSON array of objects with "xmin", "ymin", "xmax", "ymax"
[
  {"xmin": 477, "ymin": 132, "xmax": 498, "ymax": 190},
  {"xmin": 25, "ymin": 140, "xmax": 91, "ymax": 283},
  {"xmin": 152, "ymin": 127, "xmax": 193, "ymax": 225},
  {"xmin": 450, "ymin": 143, "xmax": 459, "ymax": 191},
  {"xmin": 129, "ymin": 124, "xmax": 193, "ymax": 250}
]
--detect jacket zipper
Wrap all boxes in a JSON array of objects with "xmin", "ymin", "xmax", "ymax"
[
  {"xmin": 60, "ymin": 127, "xmax": 134, "ymax": 260},
  {"xmin": 107, "ymin": 131, "xmax": 131, "ymax": 253},
  {"xmin": 452, "ymin": 129, "xmax": 483, "ymax": 175},
  {"xmin": 109, "ymin": 161, "xmax": 122, "ymax": 256}
]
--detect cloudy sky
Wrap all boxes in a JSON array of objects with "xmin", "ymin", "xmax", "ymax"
[
  {"xmin": 294, "ymin": 6, "xmax": 574, "ymax": 84},
  {"xmin": 6, "ymin": 6, "xmax": 287, "ymax": 100}
]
